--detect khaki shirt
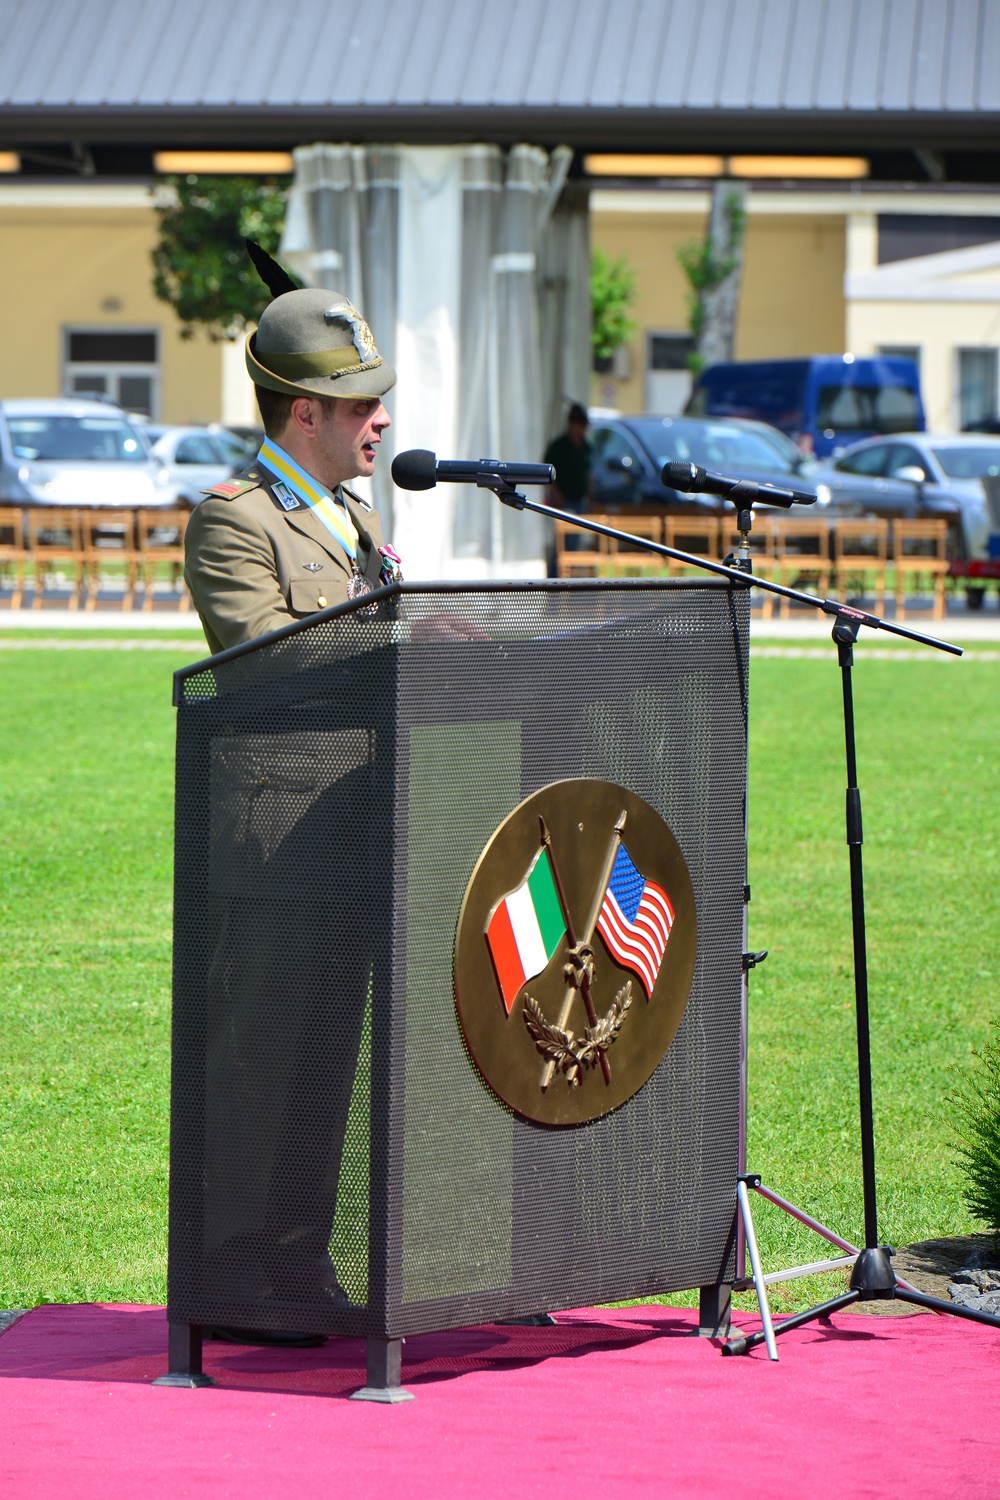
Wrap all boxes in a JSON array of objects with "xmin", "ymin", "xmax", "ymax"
[{"xmin": 184, "ymin": 462, "xmax": 390, "ymax": 655}]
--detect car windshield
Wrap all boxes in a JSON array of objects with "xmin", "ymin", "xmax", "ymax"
[
  {"xmin": 630, "ymin": 418, "xmax": 796, "ymax": 473},
  {"xmin": 930, "ymin": 445, "xmax": 1000, "ymax": 480},
  {"xmin": 5, "ymin": 414, "xmax": 148, "ymax": 462},
  {"xmin": 816, "ymin": 384, "xmax": 920, "ymax": 434},
  {"xmin": 213, "ymin": 432, "xmax": 251, "ymax": 464}
]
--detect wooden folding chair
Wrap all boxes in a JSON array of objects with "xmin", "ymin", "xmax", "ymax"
[
  {"xmin": 0, "ymin": 507, "xmax": 28, "ymax": 608},
  {"xmin": 832, "ymin": 518, "xmax": 889, "ymax": 616},
  {"xmin": 555, "ymin": 515, "xmax": 609, "ymax": 577},
  {"xmin": 663, "ymin": 515, "xmax": 721, "ymax": 577},
  {"xmin": 892, "ymin": 518, "xmax": 949, "ymax": 620},
  {"xmin": 720, "ymin": 513, "xmax": 778, "ymax": 618},
  {"xmin": 771, "ymin": 517, "xmax": 832, "ymax": 617},
  {"xmin": 605, "ymin": 513, "xmax": 664, "ymax": 575},
  {"xmin": 26, "ymin": 508, "xmax": 84, "ymax": 609},
  {"xmin": 80, "ymin": 509, "xmax": 140, "ymax": 610},
  {"xmin": 137, "ymin": 508, "xmax": 190, "ymax": 610}
]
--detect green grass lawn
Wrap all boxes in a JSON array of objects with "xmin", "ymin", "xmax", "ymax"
[{"xmin": 0, "ymin": 638, "xmax": 997, "ymax": 1311}]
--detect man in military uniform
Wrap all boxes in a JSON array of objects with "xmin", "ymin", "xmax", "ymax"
[
  {"xmin": 188, "ymin": 282, "xmax": 400, "ymax": 1345},
  {"xmin": 185, "ymin": 285, "xmax": 401, "ymax": 652}
]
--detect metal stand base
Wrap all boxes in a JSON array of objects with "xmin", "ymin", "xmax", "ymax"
[
  {"xmin": 153, "ymin": 1322, "xmax": 215, "ymax": 1388},
  {"xmin": 735, "ymin": 1177, "xmax": 778, "ymax": 1359},
  {"xmin": 350, "ymin": 1337, "xmax": 414, "ymax": 1404},
  {"xmin": 725, "ymin": 1242, "xmax": 1000, "ymax": 1356}
]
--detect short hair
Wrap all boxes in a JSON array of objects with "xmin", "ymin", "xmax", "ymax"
[
  {"xmin": 568, "ymin": 402, "xmax": 589, "ymax": 426},
  {"xmin": 253, "ymin": 386, "xmax": 341, "ymax": 439},
  {"xmin": 254, "ymin": 385, "xmax": 296, "ymax": 438}
]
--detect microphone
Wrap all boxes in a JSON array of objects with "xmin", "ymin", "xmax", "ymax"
[
  {"xmin": 661, "ymin": 460, "xmax": 816, "ymax": 509},
  {"xmin": 392, "ymin": 449, "xmax": 555, "ymax": 491}
]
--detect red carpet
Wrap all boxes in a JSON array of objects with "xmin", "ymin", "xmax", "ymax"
[{"xmin": 0, "ymin": 1303, "xmax": 997, "ymax": 1497}]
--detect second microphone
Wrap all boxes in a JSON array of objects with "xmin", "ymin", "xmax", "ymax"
[{"xmin": 392, "ymin": 449, "xmax": 555, "ymax": 491}]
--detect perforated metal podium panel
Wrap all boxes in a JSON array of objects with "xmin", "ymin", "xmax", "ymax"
[{"xmin": 169, "ymin": 581, "xmax": 749, "ymax": 1340}]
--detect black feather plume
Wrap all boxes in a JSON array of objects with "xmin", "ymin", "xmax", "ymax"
[{"xmin": 245, "ymin": 239, "xmax": 301, "ymax": 298}]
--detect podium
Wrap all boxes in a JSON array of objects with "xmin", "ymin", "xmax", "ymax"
[{"xmin": 161, "ymin": 580, "xmax": 750, "ymax": 1396}]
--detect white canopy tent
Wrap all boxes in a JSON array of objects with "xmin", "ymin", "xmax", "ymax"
[{"xmin": 279, "ymin": 142, "xmax": 590, "ymax": 580}]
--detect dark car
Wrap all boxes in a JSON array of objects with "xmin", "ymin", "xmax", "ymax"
[
  {"xmin": 589, "ymin": 414, "xmax": 827, "ymax": 516},
  {"xmin": 806, "ymin": 434, "xmax": 992, "ymax": 558}
]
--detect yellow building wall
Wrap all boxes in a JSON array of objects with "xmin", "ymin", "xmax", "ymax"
[
  {"xmin": 589, "ymin": 207, "xmax": 701, "ymax": 412},
  {"xmin": 848, "ymin": 299, "xmax": 1000, "ymax": 433},
  {"xmin": 590, "ymin": 200, "xmax": 847, "ymax": 412},
  {"xmin": 0, "ymin": 192, "xmax": 223, "ymax": 423},
  {"xmin": 738, "ymin": 215, "xmax": 846, "ymax": 359}
]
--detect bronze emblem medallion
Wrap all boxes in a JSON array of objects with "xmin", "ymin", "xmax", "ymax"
[{"xmin": 454, "ymin": 779, "xmax": 697, "ymax": 1126}]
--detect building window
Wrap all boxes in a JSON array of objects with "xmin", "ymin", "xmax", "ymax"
[
  {"xmin": 63, "ymin": 328, "xmax": 160, "ymax": 418},
  {"xmin": 645, "ymin": 332, "xmax": 695, "ymax": 415},
  {"xmin": 879, "ymin": 345, "xmax": 921, "ymax": 376},
  {"xmin": 957, "ymin": 348, "xmax": 998, "ymax": 431},
  {"xmin": 877, "ymin": 215, "xmax": 1000, "ymax": 266}
]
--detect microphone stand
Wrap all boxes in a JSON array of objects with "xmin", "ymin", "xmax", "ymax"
[{"xmin": 478, "ymin": 473, "xmax": 1000, "ymax": 1358}]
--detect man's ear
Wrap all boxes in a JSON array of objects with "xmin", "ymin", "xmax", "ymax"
[{"xmin": 289, "ymin": 397, "xmax": 319, "ymax": 437}]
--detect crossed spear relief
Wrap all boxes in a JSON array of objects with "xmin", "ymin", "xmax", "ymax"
[{"xmin": 523, "ymin": 812, "xmax": 634, "ymax": 1092}]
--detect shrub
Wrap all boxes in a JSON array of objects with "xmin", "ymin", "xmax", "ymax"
[
  {"xmin": 951, "ymin": 1021, "xmax": 1000, "ymax": 1231},
  {"xmin": 591, "ymin": 249, "xmax": 637, "ymax": 365}
]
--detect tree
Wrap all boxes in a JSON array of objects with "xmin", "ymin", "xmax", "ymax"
[
  {"xmin": 677, "ymin": 180, "xmax": 747, "ymax": 374},
  {"xmin": 591, "ymin": 248, "xmax": 637, "ymax": 367},
  {"xmin": 151, "ymin": 175, "xmax": 289, "ymax": 339}
]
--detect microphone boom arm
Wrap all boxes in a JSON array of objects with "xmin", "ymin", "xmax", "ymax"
[{"xmin": 489, "ymin": 487, "xmax": 961, "ymax": 655}]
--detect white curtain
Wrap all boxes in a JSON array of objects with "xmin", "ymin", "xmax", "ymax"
[{"xmin": 280, "ymin": 142, "xmax": 589, "ymax": 580}]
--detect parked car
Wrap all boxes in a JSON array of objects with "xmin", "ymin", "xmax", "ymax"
[
  {"xmin": 685, "ymin": 356, "xmax": 925, "ymax": 459},
  {"xmin": 145, "ymin": 425, "xmax": 252, "ymax": 507},
  {"xmin": 589, "ymin": 414, "xmax": 830, "ymax": 515},
  {"xmin": 806, "ymin": 434, "xmax": 994, "ymax": 558},
  {"xmin": 0, "ymin": 397, "xmax": 175, "ymax": 508}
]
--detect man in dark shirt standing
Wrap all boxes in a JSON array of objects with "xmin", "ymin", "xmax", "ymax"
[
  {"xmin": 544, "ymin": 402, "xmax": 593, "ymax": 515},
  {"xmin": 543, "ymin": 402, "xmax": 593, "ymax": 573}
]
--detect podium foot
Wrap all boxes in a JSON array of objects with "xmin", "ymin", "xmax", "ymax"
[
  {"xmin": 350, "ymin": 1337, "xmax": 414, "ymax": 1404},
  {"xmin": 697, "ymin": 1283, "xmax": 732, "ymax": 1338},
  {"xmin": 153, "ymin": 1322, "xmax": 216, "ymax": 1388}
]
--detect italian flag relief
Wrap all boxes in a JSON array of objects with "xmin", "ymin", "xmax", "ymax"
[{"xmin": 485, "ymin": 847, "xmax": 567, "ymax": 1013}]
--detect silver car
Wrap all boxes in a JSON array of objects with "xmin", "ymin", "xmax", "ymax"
[
  {"xmin": 0, "ymin": 397, "xmax": 175, "ymax": 509},
  {"xmin": 146, "ymin": 425, "xmax": 252, "ymax": 508},
  {"xmin": 807, "ymin": 433, "xmax": 994, "ymax": 558}
]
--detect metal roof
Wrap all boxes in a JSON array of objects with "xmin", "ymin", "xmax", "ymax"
[{"xmin": 1, "ymin": 0, "xmax": 998, "ymax": 149}]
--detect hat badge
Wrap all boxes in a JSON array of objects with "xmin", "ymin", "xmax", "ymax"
[{"xmin": 324, "ymin": 300, "xmax": 378, "ymax": 363}]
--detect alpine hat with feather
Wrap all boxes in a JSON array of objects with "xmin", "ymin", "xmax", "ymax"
[{"xmin": 244, "ymin": 238, "xmax": 396, "ymax": 401}]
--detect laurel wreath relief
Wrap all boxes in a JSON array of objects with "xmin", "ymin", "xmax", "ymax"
[{"xmin": 523, "ymin": 981, "xmax": 633, "ymax": 1087}]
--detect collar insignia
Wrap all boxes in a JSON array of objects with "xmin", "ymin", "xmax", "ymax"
[{"xmin": 273, "ymin": 481, "xmax": 301, "ymax": 511}]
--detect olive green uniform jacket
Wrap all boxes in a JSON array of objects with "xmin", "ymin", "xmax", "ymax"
[{"xmin": 184, "ymin": 462, "xmax": 390, "ymax": 655}]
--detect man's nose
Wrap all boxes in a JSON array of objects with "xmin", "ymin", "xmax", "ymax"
[{"xmin": 373, "ymin": 403, "xmax": 390, "ymax": 431}]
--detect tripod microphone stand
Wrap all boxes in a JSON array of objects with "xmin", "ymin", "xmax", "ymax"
[{"xmin": 474, "ymin": 466, "xmax": 1000, "ymax": 1356}]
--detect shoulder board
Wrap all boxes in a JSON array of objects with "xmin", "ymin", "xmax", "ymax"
[
  {"xmin": 342, "ymin": 483, "xmax": 373, "ymax": 513},
  {"xmin": 201, "ymin": 477, "xmax": 260, "ymax": 501}
]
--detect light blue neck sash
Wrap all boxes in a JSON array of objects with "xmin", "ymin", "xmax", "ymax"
[{"xmin": 257, "ymin": 438, "xmax": 357, "ymax": 564}]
